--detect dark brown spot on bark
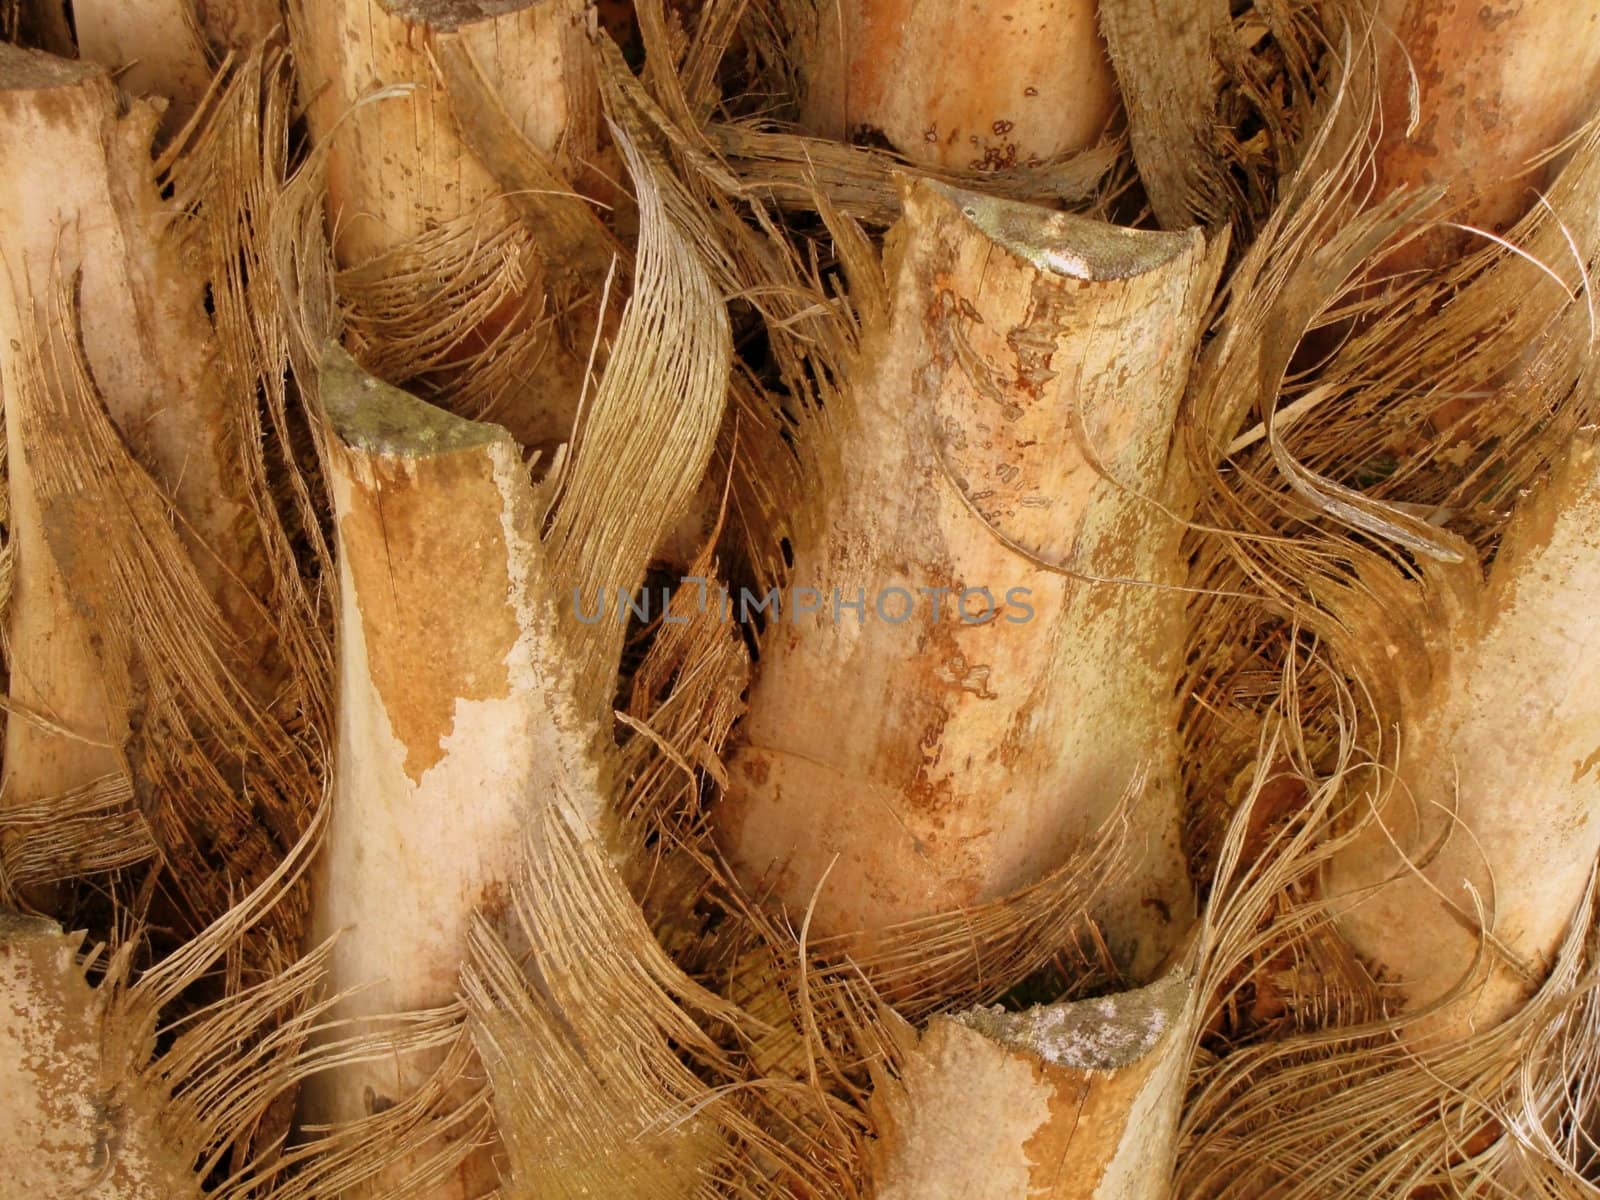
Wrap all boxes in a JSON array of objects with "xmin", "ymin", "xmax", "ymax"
[{"xmin": 741, "ymin": 753, "xmax": 771, "ymax": 787}]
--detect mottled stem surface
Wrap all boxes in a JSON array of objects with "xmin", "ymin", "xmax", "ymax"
[
  {"xmin": 716, "ymin": 180, "xmax": 1221, "ymax": 977},
  {"xmin": 796, "ymin": 0, "xmax": 1116, "ymax": 169},
  {"xmin": 1329, "ymin": 433, "xmax": 1600, "ymax": 1043},
  {"xmin": 303, "ymin": 348, "xmax": 609, "ymax": 1196},
  {"xmin": 870, "ymin": 972, "xmax": 1193, "ymax": 1199}
]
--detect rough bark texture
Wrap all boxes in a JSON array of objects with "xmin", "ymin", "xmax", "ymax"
[
  {"xmin": 715, "ymin": 179, "xmax": 1222, "ymax": 977},
  {"xmin": 869, "ymin": 971, "xmax": 1192, "ymax": 1199},
  {"xmin": 795, "ymin": 0, "xmax": 1116, "ymax": 169},
  {"xmin": 303, "ymin": 347, "xmax": 609, "ymax": 1195},
  {"xmin": 72, "ymin": 0, "xmax": 281, "ymax": 134},
  {"xmin": 0, "ymin": 911, "xmax": 198, "ymax": 1200},
  {"xmin": 1373, "ymin": 0, "xmax": 1600, "ymax": 272},
  {"xmin": 290, "ymin": 0, "xmax": 604, "ymax": 451},
  {"xmin": 295, "ymin": 0, "xmax": 596, "ymax": 266},
  {"xmin": 1329, "ymin": 432, "xmax": 1600, "ymax": 1042},
  {"xmin": 0, "ymin": 45, "xmax": 259, "ymax": 875}
]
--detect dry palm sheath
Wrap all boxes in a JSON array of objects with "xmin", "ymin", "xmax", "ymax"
[{"xmin": 1, "ymin": 1, "xmax": 1599, "ymax": 1197}]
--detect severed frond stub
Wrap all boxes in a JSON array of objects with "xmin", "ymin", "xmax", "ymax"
[
  {"xmin": 1168, "ymin": 32, "xmax": 1600, "ymax": 1192},
  {"xmin": 1181, "ymin": 837, "xmax": 1599, "ymax": 1197},
  {"xmin": 869, "ymin": 971, "xmax": 1193, "ymax": 1200},
  {"xmin": 0, "ymin": 911, "xmax": 201, "ymax": 1199},
  {"xmin": 0, "ymin": 47, "xmax": 162, "ymax": 886},
  {"xmin": 0, "ymin": 42, "xmax": 327, "ymax": 967},
  {"xmin": 786, "ymin": 0, "xmax": 1117, "ymax": 172},
  {"xmin": 70, "ymin": 0, "xmax": 282, "ymax": 138},
  {"xmin": 715, "ymin": 174, "xmax": 1223, "ymax": 977},
  {"xmin": 0, "ymin": 45, "xmax": 276, "ymax": 622},
  {"xmin": 1370, "ymin": 0, "xmax": 1600, "ymax": 274},
  {"xmin": 302, "ymin": 345, "xmax": 599, "ymax": 1193},
  {"xmin": 287, "ymin": 0, "xmax": 611, "ymax": 452},
  {"xmin": 1327, "ymin": 430, "xmax": 1600, "ymax": 1043},
  {"xmin": 0, "ymin": 804, "xmax": 342, "ymax": 1199},
  {"xmin": 295, "ymin": 106, "xmax": 731, "ymax": 1192}
]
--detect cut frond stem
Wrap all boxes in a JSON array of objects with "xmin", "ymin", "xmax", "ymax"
[
  {"xmin": 1328, "ymin": 431, "xmax": 1600, "ymax": 1045},
  {"xmin": 289, "ymin": 0, "xmax": 604, "ymax": 450},
  {"xmin": 0, "ymin": 44, "xmax": 278, "ymax": 891},
  {"xmin": 868, "ymin": 970, "xmax": 1193, "ymax": 1199},
  {"xmin": 1372, "ymin": 0, "xmax": 1600, "ymax": 272},
  {"xmin": 792, "ymin": 0, "xmax": 1117, "ymax": 170},
  {"xmin": 716, "ymin": 178, "xmax": 1223, "ymax": 978},
  {"xmin": 301, "ymin": 345, "xmax": 614, "ymax": 1195},
  {"xmin": 72, "ymin": 0, "xmax": 280, "ymax": 136}
]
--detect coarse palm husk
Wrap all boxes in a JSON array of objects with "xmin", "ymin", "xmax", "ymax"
[
  {"xmin": 6, "ymin": 1, "xmax": 1600, "ymax": 1196},
  {"xmin": 1169, "ymin": 9, "xmax": 1600, "ymax": 1197},
  {"xmin": 279, "ymin": 0, "xmax": 613, "ymax": 454},
  {"xmin": 1, "ymin": 44, "xmax": 330, "ymax": 992}
]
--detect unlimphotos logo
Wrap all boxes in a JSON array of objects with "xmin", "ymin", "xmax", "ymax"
[{"xmin": 570, "ymin": 576, "xmax": 1035, "ymax": 626}]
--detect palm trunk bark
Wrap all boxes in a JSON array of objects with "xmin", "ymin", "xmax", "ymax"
[
  {"xmin": 1327, "ymin": 432, "xmax": 1600, "ymax": 1045},
  {"xmin": 716, "ymin": 178, "xmax": 1220, "ymax": 978},
  {"xmin": 290, "ymin": 0, "xmax": 606, "ymax": 452},
  {"xmin": 13, "ymin": 2, "xmax": 1600, "ymax": 1195},
  {"xmin": 792, "ymin": 0, "xmax": 1116, "ymax": 168},
  {"xmin": 302, "ymin": 347, "xmax": 612, "ymax": 1195}
]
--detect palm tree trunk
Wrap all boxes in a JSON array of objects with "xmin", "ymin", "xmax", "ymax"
[
  {"xmin": 9, "ymin": 3, "xmax": 1600, "ymax": 1197},
  {"xmin": 716, "ymin": 178, "xmax": 1221, "ymax": 978},
  {"xmin": 1328, "ymin": 432, "xmax": 1600, "ymax": 1045},
  {"xmin": 792, "ymin": 0, "xmax": 1116, "ymax": 168},
  {"xmin": 869, "ymin": 971, "xmax": 1193, "ymax": 1199}
]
